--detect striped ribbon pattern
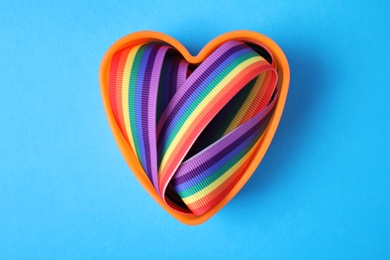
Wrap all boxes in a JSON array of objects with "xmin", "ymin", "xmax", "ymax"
[{"xmin": 109, "ymin": 40, "xmax": 278, "ymax": 215}]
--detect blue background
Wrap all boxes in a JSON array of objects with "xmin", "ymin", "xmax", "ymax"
[{"xmin": 1, "ymin": 0, "xmax": 389, "ymax": 259}]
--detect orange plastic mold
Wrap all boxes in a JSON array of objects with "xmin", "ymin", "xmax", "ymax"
[{"xmin": 99, "ymin": 30, "xmax": 290, "ymax": 225}]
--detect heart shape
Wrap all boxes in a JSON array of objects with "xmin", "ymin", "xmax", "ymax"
[{"xmin": 99, "ymin": 30, "xmax": 289, "ymax": 225}]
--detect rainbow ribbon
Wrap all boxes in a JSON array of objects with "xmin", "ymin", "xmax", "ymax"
[{"xmin": 109, "ymin": 40, "xmax": 278, "ymax": 215}]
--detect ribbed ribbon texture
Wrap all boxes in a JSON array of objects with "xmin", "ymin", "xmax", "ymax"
[{"xmin": 109, "ymin": 40, "xmax": 278, "ymax": 215}]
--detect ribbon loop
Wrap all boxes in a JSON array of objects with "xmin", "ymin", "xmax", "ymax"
[{"xmin": 108, "ymin": 40, "xmax": 278, "ymax": 215}]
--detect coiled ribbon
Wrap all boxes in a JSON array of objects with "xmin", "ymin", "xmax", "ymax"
[{"xmin": 109, "ymin": 40, "xmax": 278, "ymax": 215}]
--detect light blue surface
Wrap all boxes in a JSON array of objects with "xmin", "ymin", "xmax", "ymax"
[{"xmin": 1, "ymin": 0, "xmax": 389, "ymax": 259}]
